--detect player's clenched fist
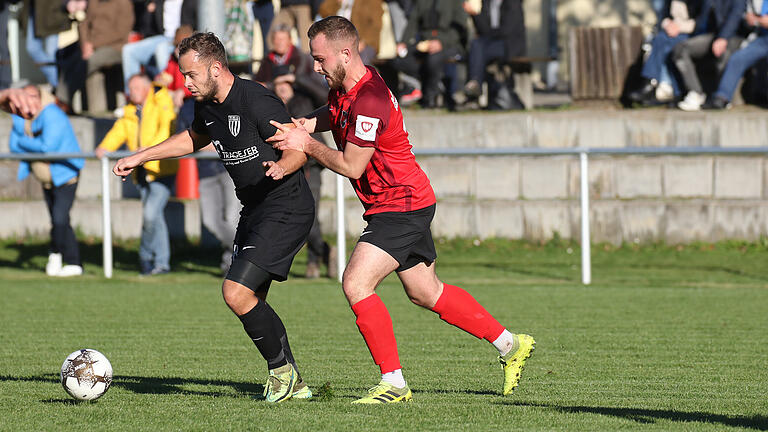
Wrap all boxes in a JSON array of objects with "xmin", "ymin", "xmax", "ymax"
[
  {"xmin": 112, "ymin": 154, "xmax": 143, "ymax": 179},
  {"xmin": 267, "ymin": 119, "xmax": 309, "ymax": 152}
]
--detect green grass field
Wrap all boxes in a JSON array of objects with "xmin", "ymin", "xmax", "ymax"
[{"xmin": 1, "ymin": 238, "xmax": 767, "ymax": 431}]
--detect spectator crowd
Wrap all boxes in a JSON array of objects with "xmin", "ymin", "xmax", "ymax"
[
  {"xmin": 4, "ymin": 1, "xmax": 768, "ymax": 115},
  {"xmin": 629, "ymin": 0, "xmax": 768, "ymax": 111},
  {"xmin": 1, "ymin": 0, "xmax": 531, "ymax": 114}
]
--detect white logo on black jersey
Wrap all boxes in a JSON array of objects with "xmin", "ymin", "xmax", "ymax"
[
  {"xmin": 228, "ymin": 115, "xmax": 241, "ymax": 137},
  {"xmin": 212, "ymin": 139, "xmax": 224, "ymax": 155}
]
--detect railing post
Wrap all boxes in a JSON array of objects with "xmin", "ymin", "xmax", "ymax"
[
  {"xmin": 7, "ymin": 3, "xmax": 21, "ymax": 83},
  {"xmin": 580, "ymin": 151, "xmax": 591, "ymax": 285},
  {"xmin": 335, "ymin": 174, "xmax": 345, "ymax": 282},
  {"xmin": 101, "ymin": 156, "xmax": 113, "ymax": 279}
]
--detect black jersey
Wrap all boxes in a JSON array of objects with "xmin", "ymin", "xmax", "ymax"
[
  {"xmin": 191, "ymin": 76, "xmax": 298, "ymax": 205},
  {"xmin": 191, "ymin": 76, "xmax": 315, "ymax": 280}
]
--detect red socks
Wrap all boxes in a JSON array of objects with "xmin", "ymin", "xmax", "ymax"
[
  {"xmin": 351, "ymin": 294, "xmax": 402, "ymax": 374},
  {"xmin": 351, "ymin": 285, "xmax": 503, "ymax": 374},
  {"xmin": 431, "ymin": 284, "xmax": 505, "ymax": 342}
]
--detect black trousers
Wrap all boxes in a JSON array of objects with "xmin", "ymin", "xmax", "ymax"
[
  {"xmin": 304, "ymin": 163, "xmax": 328, "ymax": 265},
  {"xmin": 390, "ymin": 46, "xmax": 461, "ymax": 104},
  {"xmin": 43, "ymin": 182, "xmax": 81, "ymax": 266}
]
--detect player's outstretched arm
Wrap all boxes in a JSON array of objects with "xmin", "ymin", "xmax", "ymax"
[
  {"xmin": 268, "ymin": 120, "xmax": 373, "ymax": 179},
  {"xmin": 263, "ymin": 149, "xmax": 307, "ymax": 180},
  {"xmin": 113, "ymin": 129, "xmax": 202, "ymax": 178}
]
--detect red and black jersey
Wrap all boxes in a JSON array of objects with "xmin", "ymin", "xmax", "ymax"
[{"xmin": 328, "ymin": 66, "xmax": 436, "ymax": 215}]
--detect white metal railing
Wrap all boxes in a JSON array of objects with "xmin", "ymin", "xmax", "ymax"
[{"xmin": 3, "ymin": 146, "xmax": 768, "ymax": 284}]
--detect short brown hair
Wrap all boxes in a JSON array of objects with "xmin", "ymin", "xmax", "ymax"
[
  {"xmin": 307, "ymin": 16, "xmax": 359, "ymax": 45},
  {"xmin": 178, "ymin": 32, "xmax": 228, "ymax": 68}
]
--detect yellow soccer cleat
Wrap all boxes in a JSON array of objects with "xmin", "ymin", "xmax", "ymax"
[
  {"xmin": 499, "ymin": 334, "xmax": 535, "ymax": 395},
  {"xmin": 291, "ymin": 378, "xmax": 313, "ymax": 399},
  {"xmin": 352, "ymin": 381, "xmax": 412, "ymax": 404},
  {"xmin": 264, "ymin": 363, "xmax": 296, "ymax": 403}
]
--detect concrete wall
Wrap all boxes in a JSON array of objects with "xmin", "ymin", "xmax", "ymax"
[{"xmin": 2, "ymin": 109, "xmax": 767, "ymax": 244}]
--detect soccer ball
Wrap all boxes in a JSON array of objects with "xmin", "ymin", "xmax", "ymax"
[{"xmin": 60, "ymin": 349, "xmax": 113, "ymax": 401}]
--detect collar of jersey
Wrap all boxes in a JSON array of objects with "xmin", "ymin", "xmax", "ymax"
[{"xmin": 340, "ymin": 66, "xmax": 373, "ymax": 97}]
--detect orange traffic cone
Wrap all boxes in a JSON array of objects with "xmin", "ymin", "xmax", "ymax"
[{"xmin": 175, "ymin": 158, "xmax": 199, "ymax": 199}]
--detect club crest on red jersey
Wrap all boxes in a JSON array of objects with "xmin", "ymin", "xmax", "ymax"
[
  {"xmin": 340, "ymin": 110, "xmax": 349, "ymax": 128},
  {"xmin": 355, "ymin": 114, "xmax": 380, "ymax": 141},
  {"xmin": 228, "ymin": 115, "xmax": 240, "ymax": 137}
]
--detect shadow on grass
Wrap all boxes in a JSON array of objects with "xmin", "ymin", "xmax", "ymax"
[
  {"xmin": 439, "ymin": 260, "xmax": 575, "ymax": 282},
  {"xmin": 414, "ymin": 387, "xmax": 499, "ymax": 397},
  {"xmin": 116, "ymin": 374, "xmax": 263, "ymax": 397},
  {"xmin": 0, "ymin": 240, "xmax": 225, "ymax": 278},
  {"xmin": 622, "ymin": 262, "xmax": 768, "ymax": 283},
  {"xmin": 504, "ymin": 401, "xmax": 768, "ymax": 430},
  {"xmin": 1, "ymin": 373, "xmax": 263, "ymax": 399},
  {"xmin": 41, "ymin": 398, "xmax": 84, "ymax": 405}
]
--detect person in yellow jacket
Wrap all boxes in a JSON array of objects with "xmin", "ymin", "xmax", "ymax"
[{"xmin": 96, "ymin": 73, "xmax": 177, "ymax": 275}]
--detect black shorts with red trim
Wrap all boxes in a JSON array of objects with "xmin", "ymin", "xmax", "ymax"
[{"xmin": 359, "ymin": 204, "xmax": 437, "ymax": 272}]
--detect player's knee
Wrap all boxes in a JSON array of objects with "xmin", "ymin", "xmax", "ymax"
[
  {"xmin": 404, "ymin": 279, "xmax": 443, "ymax": 309},
  {"xmin": 406, "ymin": 292, "xmax": 425, "ymax": 307},
  {"xmin": 405, "ymin": 289, "xmax": 434, "ymax": 308},
  {"xmin": 341, "ymin": 278, "xmax": 373, "ymax": 305},
  {"xmin": 221, "ymin": 282, "xmax": 255, "ymax": 314}
]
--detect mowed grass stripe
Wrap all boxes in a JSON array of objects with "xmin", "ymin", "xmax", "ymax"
[{"xmin": 0, "ymin": 238, "xmax": 766, "ymax": 431}]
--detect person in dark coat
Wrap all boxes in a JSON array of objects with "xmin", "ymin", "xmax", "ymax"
[
  {"xmin": 389, "ymin": 0, "xmax": 468, "ymax": 108},
  {"xmin": 462, "ymin": 0, "xmax": 526, "ymax": 100},
  {"xmin": 673, "ymin": 0, "xmax": 746, "ymax": 110}
]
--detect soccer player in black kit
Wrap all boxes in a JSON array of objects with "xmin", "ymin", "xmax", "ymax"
[{"xmin": 112, "ymin": 32, "xmax": 315, "ymax": 403}]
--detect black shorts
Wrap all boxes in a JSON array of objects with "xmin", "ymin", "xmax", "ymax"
[
  {"xmin": 359, "ymin": 204, "xmax": 437, "ymax": 272},
  {"xmin": 232, "ymin": 176, "xmax": 314, "ymax": 282}
]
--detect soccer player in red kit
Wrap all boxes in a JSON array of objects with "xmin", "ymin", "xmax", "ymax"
[{"xmin": 268, "ymin": 16, "xmax": 535, "ymax": 404}]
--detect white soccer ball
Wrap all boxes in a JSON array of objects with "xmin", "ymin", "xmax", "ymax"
[{"xmin": 60, "ymin": 349, "xmax": 113, "ymax": 401}]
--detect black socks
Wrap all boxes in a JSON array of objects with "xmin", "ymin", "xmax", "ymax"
[
  {"xmin": 262, "ymin": 301, "xmax": 300, "ymax": 377},
  {"xmin": 238, "ymin": 300, "xmax": 287, "ymax": 370}
]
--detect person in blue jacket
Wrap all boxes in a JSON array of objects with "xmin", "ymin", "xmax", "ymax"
[{"xmin": 9, "ymin": 84, "xmax": 85, "ymax": 277}]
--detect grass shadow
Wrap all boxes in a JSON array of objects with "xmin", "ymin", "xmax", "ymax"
[
  {"xmin": 504, "ymin": 401, "xmax": 768, "ymax": 430},
  {"xmin": 116, "ymin": 374, "xmax": 263, "ymax": 397},
  {"xmin": 41, "ymin": 398, "xmax": 87, "ymax": 405},
  {"xmin": 414, "ymin": 387, "xmax": 499, "ymax": 397},
  {"xmin": 620, "ymin": 262, "xmax": 768, "ymax": 283},
  {"xmin": 0, "ymin": 239, "xmax": 226, "ymax": 277},
  {"xmin": 0, "ymin": 373, "xmax": 263, "ymax": 399}
]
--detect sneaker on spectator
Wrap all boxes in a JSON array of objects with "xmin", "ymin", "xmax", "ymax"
[
  {"xmin": 702, "ymin": 95, "xmax": 731, "ymax": 110},
  {"xmin": 150, "ymin": 266, "xmax": 170, "ymax": 275},
  {"xmin": 140, "ymin": 260, "xmax": 154, "ymax": 275},
  {"xmin": 464, "ymin": 80, "xmax": 481, "ymax": 99},
  {"xmin": 655, "ymin": 82, "xmax": 674, "ymax": 103},
  {"xmin": 400, "ymin": 88, "xmax": 422, "ymax": 105},
  {"xmin": 678, "ymin": 91, "xmax": 705, "ymax": 111},
  {"xmin": 628, "ymin": 78, "xmax": 656, "ymax": 104},
  {"xmin": 46, "ymin": 253, "xmax": 62, "ymax": 276},
  {"xmin": 57, "ymin": 265, "xmax": 83, "ymax": 277}
]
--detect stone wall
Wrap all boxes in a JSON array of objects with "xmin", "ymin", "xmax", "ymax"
[{"xmin": 1, "ymin": 109, "xmax": 767, "ymax": 244}]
